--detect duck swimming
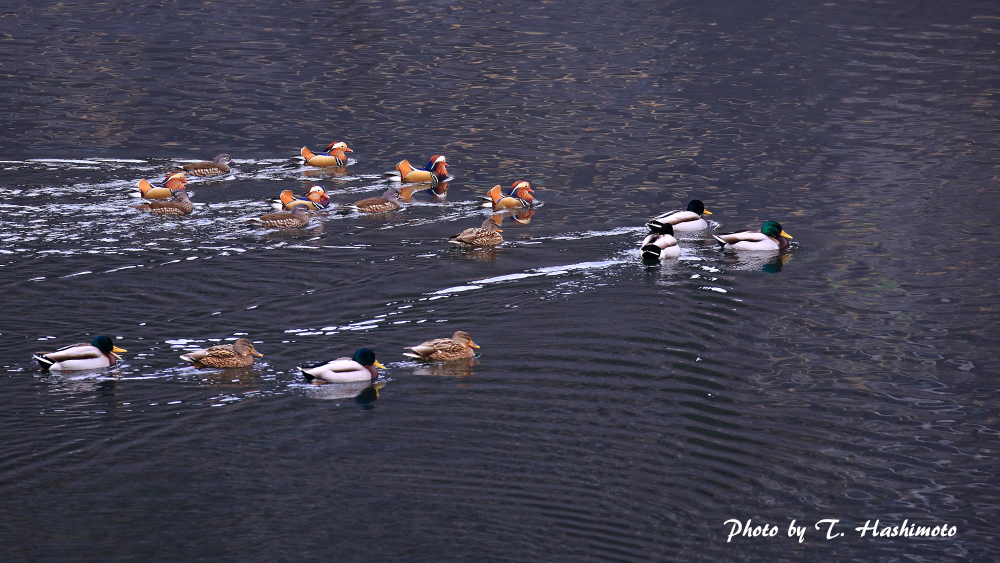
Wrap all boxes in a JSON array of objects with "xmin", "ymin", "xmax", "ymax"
[
  {"xmin": 403, "ymin": 331, "xmax": 480, "ymax": 361},
  {"xmin": 130, "ymin": 172, "xmax": 187, "ymax": 199},
  {"xmin": 247, "ymin": 205, "xmax": 310, "ymax": 228},
  {"xmin": 179, "ymin": 338, "xmax": 263, "ymax": 368},
  {"xmin": 168, "ymin": 154, "xmax": 232, "ymax": 177},
  {"xmin": 640, "ymin": 222, "xmax": 680, "ymax": 260},
  {"xmin": 483, "ymin": 181, "xmax": 535, "ymax": 211},
  {"xmin": 353, "ymin": 188, "xmax": 401, "ymax": 213},
  {"xmin": 713, "ymin": 221, "xmax": 793, "ymax": 251},
  {"xmin": 647, "ymin": 199, "xmax": 713, "ymax": 232},
  {"xmin": 271, "ymin": 185, "xmax": 330, "ymax": 211},
  {"xmin": 299, "ymin": 348, "xmax": 386, "ymax": 384},
  {"xmin": 301, "ymin": 142, "xmax": 352, "ymax": 167},
  {"xmin": 448, "ymin": 218, "xmax": 503, "ymax": 248},
  {"xmin": 134, "ymin": 189, "xmax": 194, "ymax": 215},
  {"xmin": 392, "ymin": 155, "xmax": 448, "ymax": 185},
  {"xmin": 33, "ymin": 335, "xmax": 126, "ymax": 371}
]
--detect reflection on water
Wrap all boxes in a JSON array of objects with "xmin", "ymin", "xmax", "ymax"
[{"xmin": 410, "ymin": 359, "xmax": 478, "ymax": 378}]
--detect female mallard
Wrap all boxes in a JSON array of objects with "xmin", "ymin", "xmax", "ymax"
[
  {"xmin": 33, "ymin": 335, "xmax": 127, "ymax": 371},
  {"xmin": 403, "ymin": 331, "xmax": 480, "ymax": 361},
  {"xmin": 247, "ymin": 205, "xmax": 310, "ymax": 228},
  {"xmin": 168, "ymin": 154, "xmax": 232, "ymax": 177},
  {"xmin": 713, "ymin": 221, "xmax": 793, "ymax": 251},
  {"xmin": 180, "ymin": 338, "xmax": 263, "ymax": 368},
  {"xmin": 299, "ymin": 348, "xmax": 385, "ymax": 384},
  {"xmin": 647, "ymin": 199, "xmax": 713, "ymax": 232},
  {"xmin": 130, "ymin": 172, "xmax": 187, "ymax": 199},
  {"xmin": 448, "ymin": 218, "xmax": 503, "ymax": 248},
  {"xmin": 392, "ymin": 155, "xmax": 448, "ymax": 185},
  {"xmin": 353, "ymin": 188, "xmax": 401, "ymax": 213},
  {"xmin": 640, "ymin": 222, "xmax": 680, "ymax": 259},
  {"xmin": 301, "ymin": 142, "xmax": 352, "ymax": 167},
  {"xmin": 483, "ymin": 181, "xmax": 535, "ymax": 210},
  {"xmin": 134, "ymin": 189, "xmax": 193, "ymax": 215},
  {"xmin": 270, "ymin": 185, "xmax": 330, "ymax": 211}
]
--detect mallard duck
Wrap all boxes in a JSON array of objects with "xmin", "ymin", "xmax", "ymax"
[
  {"xmin": 448, "ymin": 218, "xmax": 503, "ymax": 248},
  {"xmin": 299, "ymin": 348, "xmax": 385, "ymax": 384},
  {"xmin": 640, "ymin": 222, "xmax": 680, "ymax": 259},
  {"xmin": 270, "ymin": 185, "xmax": 330, "ymax": 211},
  {"xmin": 647, "ymin": 199, "xmax": 713, "ymax": 232},
  {"xmin": 713, "ymin": 221, "xmax": 793, "ymax": 251},
  {"xmin": 179, "ymin": 338, "xmax": 263, "ymax": 368},
  {"xmin": 247, "ymin": 205, "xmax": 310, "ymax": 228},
  {"xmin": 301, "ymin": 142, "xmax": 352, "ymax": 167},
  {"xmin": 482, "ymin": 181, "xmax": 535, "ymax": 210},
  {"xmin": 353, "ymin": 188, "xmax": 401, "ymax": 213},
  {"xmin": 33, "ymin": 335, "xmax": 126, "ymax": 371},
  {"xmin": 134, "ymin": 189, "xmax": 193, "ymax": 215},
  {"xmin": 391, "ymin": 155, "xmax": 448, "ymax": 185},
  {"xmin": 403, "ymin": 331, "xmax": 480, "ymax": 361},
  {"xmin": 168, "ymin": 154, "xmax": 232, "ymax": 177},
  {"xmin": 130, "ymin": 172, "xmax": 187, "ymax": 199}
]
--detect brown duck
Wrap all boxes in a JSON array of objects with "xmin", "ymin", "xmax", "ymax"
[
  {"xmin": 134, "ymin": 190, "xmax": 193, "ymax": 215},
  {"xmin": 179, "ymin": 338, "xmax": 263, "ymax": 368},
  {"xmin": 403, "ymin": 331, "xmax": 480, "ymax": 361},
  {"xmin": 247, "ymin": 205, "xmax": 309, "ymax": 228},
  {"xmin": 353, "ymin": 188, "xmax": 401, "ymax": 213},
  {"xmin": 169, "ymin": 154, "xmax": 232, "ymax": 177},
  {"xmin": 448, "ymin": 218, "xmax": 503, "ymax": 248}
]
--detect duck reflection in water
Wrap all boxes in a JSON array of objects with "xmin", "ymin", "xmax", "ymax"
[
  {"xmin": 411, "ymin": 359, "xmax": 478, "ymax": 378},
  {"xmin": 720, "ymin": 251, "xmax": 793, "ymax": 273},
  {"xmin": 304, "ymin": 381, "xmax": 384, "ymax": 406},
  {"xmin": 303, "ymin": 164, "xmax": 348, "ymax": 178},
  {"xmin": 397, "ymin": 181, "xmax": 450, "ymax": 203}
]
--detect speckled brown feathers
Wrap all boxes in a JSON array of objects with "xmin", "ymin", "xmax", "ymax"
[
  {"xmin": 403, "ymin": 331, "xmax": 480, "ymax": 361},
  {"xmin": 248, "ymin": 205, "xmax": 309, "ymax": 228},
  {"xmin": 179, "ymin": 338, "xmax": 263, "ymax": 368},
  {"xmin": 354, "ymin": 189, "xmax": 401, "ymax": 213},
  {"xmin": 448, "ymin": 218, "xmax": 503, "ymax": 247},
  {"xmin": 169, "ymin": 154, "xmax": 232, "ymax": 177},
  {"xmin": 134, "ymin": 190, "xmax": 193, "ymax": 215}
]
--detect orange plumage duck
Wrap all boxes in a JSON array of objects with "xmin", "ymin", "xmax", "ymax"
[
  {"xmin": 130, "ymin": 172, "xmax": 188, "ymax": 199},
  {"xmin": 484, "ymin": 181, "xmax": 534, "ymax": 210},
  {"xmin": 301, "ymin": 142, "xmax": 352, "ymax": 167},
  {"xmin": 394, "ymin": 155, "xmax": 448, "ymax": 185},
  {"xmin": 271, "ymin": 185, "xmax": 330, "ymax": 211}
]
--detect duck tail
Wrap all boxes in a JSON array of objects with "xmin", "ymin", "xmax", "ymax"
[
  {"xmin": 486, "ymin": 185, "xmax": 503, "ymax": 204},
  {"xmin": 298, "ymin": 367, "xmax": 316, "ymax": 382},
  {"xmin": 33, "ymin": 354, "xmax": 54, "ymax": 370},
  {"xmin": 402, "ymin": 351, "xmax": 423, "ymax": 359},
  {"xmin": 640, "ymin": 245, "xmax": 662, "ymax": 260},
  {"xmin": 711, "ymin": 234, "xmax": 728, "ymax": 248},
  {"xmin": 130, "ymin": 179, "xmax": 154, "ymax": 198},
  {"xmin": 300, "ymin": 146, "xmax": 317, "ymax": 162}
]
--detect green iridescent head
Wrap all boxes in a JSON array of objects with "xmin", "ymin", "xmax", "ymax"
[{"xmin": 761, "ymin": 221, "xmax": 792, "ymax": 240}]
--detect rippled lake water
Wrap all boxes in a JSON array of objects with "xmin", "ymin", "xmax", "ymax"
[{"xmin": 2, "ymin": 1, "xmax": 999, "ymax": 561}]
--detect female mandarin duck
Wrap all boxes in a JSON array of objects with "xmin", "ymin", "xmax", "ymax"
[
  {"xmin": 483, "ymin": 181, "xmax": 535, "ymax": 211},
  {"xmin": 393, "ymin": 155, "xmax": 448, "ymax": 185},
  {"xmin": 134, "ymin": 189, "xmax": 194, "ymax": 215},
  {"xmin": 404, "ymin": 331, "xmax": 480, "ymax": 361},
  {"xmin": 299, "ymin": 348, "xmax": 386, "ymax": 384},
  {"xmin": 448, "ymin": 218, "xmax": 503, "ymax": 248},
  {"xmin": 640, "ymin": 222, "xmax": 680, "ymax": 260},
  {"xmin": 353, "ymin": 188, "xmax": 401, "ymax": 213},
  {"xmin": 130, "ymin": 172, "xmax": 187, "ymax": 199},
  {"xmin": 271, "ymin": 185, "xmax": 330, "ymax": 211},
  {"xmin": 647, "ymin": 199, "xmax": 713, "ymax": 232},
  {"xmin": 301, "ymin": 142, "xmax": 352, "ymax": 167},
  {"xmin": 168, "ymin": 154, "xmax": 232, "ymax": 177},
  {"xmin": 33, "ymin": 335, "xmax": 127, "ymax": 371},
  {"xmin": 180, "ymin": 338, "xmax": 263, "ymax": 368},
  {"xmin": 713, "ymin": 221, "xmax": 793, "ymax": 251},
  {"xmin": 248, "ymin": 205, "xmax": 310, "ymax": 228}
]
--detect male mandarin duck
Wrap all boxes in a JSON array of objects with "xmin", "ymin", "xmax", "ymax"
[
  {"xmin": 713, "ymin": 221, "xmax": 793, "ymax": 251},
  {"xmin": 482, "ymin": 181, "xmax": 535, "ymax": 211},
  {"xmin": 33, "ymin": 335, "xmax": 126, "ymax": 371},
  {"xmin": 168, "ymin": 154, "xmax": 232, "ymax": 177},
  {"xmin": 299, "ymin": 348, "xmax": 385, "ymax": 384},
  {"xmin": 130, "ymin": 172, "xmax": 187, "ymax": 199},
  {"xmin": 180, "ymin": 338, "xmax": 263, "ymax": 368},
  {"xmin": 393, "ymin": 155, "xmax": 448, "ymax": 185},
  {"xmin": 448, "ymin": 218, "xmax": 503, "ymax": 248},
  {"xmin": 247, "ymin": 205, "xmax": 310, "ymax": 228},
  {"xmin": 647, "ymin": 199, "xmax": 713, "ymax": 232},
  {"xmin": 270, "ymin": 185, "xmax": 330, "ymax": 211},
  {"xmin": 353, "ymin": 188, "xmax": 401, "ymax": 213},
  {"xmin": 640, "ymin": 222, "xmax": 680, "ymax": 260},
  {"xmin": 134, "ymin": 189, "xmax": 193, "ymax": 215},
  {"xmin": 403, "ymin": 331, "xmax": 480, "ymax": 362},
  {"xmin": 301, "ymin": 142, "xmax": 352, "ymax": 167}
]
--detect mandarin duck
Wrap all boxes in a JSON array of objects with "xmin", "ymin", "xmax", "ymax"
[
  {"xmin": 247, "ymin": 205, "xmax": 310, "ymax": 228},
  {"xmin": 130, "ymin": 172, "xmax": 187, "ymax": 199},
  {"xmin": 403, "ymin": 331, "xmax": 480, "ymax": 361},
  {"xmin": 168, "ymin": 154, "xmax": 232, "ymax": 177},
  {"xmin": 713, "ymin": 221, "xmax": 793, "ymax": 251},
  {"xmin": 392, "ymin": 155, "xmax": 448, "ymax": 185},
  {"xmin": 448, "ymin": 218, "xmax": 503, "ymax": 248},
  {"xmin": 33, "ymin": 335, "xmax": 126, "ymax": 371},
  {"xmin": 134, "ymin": 189, "xmax": 193, "ymax": 215},
  {"xmin": 299, "ymin": 348, "xmax": 385, "ymax": 384},
  {"xmin": 270, "ymin": 185, "xmax": 330, "ymax": 211},
  {"xmin": 301, "ymin": 142, "xmax": 352, "ymax": 167},
  {"xmin": 179, "ymin": 338, "xmax": 263, "ymax": 368},
  {"xmin": 482, "ymin": 181, "xmax": 535, "ymax": 210},
  {"xmin": 647, "ymin": 199, "xmax": 713, "ymax": 232}
]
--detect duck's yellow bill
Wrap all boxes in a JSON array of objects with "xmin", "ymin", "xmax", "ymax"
[
  {"xmin": 252, "ymin": 351, "xmax": 264, "ymax": 358},
  {"xmin": 374, "ymin": 360, "xmax": 386, "ymax": 369},
  {"xmin": 469, "ymin": 341, "xmax": 481, "ymax": 349},
  {"xmin": 113, "ymin": 346, "xmax": 127, "ymax": 353},
  {"xmin": 703, "ymin": 209, "xmax": 713, "ymax": 215},
  {"xmin": 780, "ymin": 231, "xmax": 793, "ymax": 239}
]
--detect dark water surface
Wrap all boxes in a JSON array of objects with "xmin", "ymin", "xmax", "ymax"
[{"xmin": 2, "ymin": 1, "xmax": 999, "ymax": 561}]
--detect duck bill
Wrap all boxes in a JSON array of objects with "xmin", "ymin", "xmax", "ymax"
[
  {"xmin": 780, "ymin": 231, "xmax": 793, "ymax": 239},
  {"xmin": 703, "ymin": 209, "xmax": 712, "ymax": 215},
  {"xmin": 374, "ymin": 360, "xmax": 386, "ymax": 369},
  {"xmin": 252, "ymin": 351, "xmax": 264, "ymax": 358},
  {"xmin": 468, "ymin": 341, "xmax": 481, "ymax": 349},
  {"xmin": 113, "ymin": 346, "xmax": 127, "ymax": 353}
]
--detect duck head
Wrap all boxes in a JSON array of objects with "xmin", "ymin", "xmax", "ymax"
[
  {"xmin": 452, "ymin": 331, "xmax": 480, "ymax": 349},
  {"xmin": 352, "ymin": 348, "xmax": 386, "ymax": 369},
  {"xmin": 93, "ymin": 335, "xmax": 127, "ymax": 360},
  {"xmin": 687, "ymin": 199, "xmax": 711, "ymax": 216},
  {"xmin": 382, "ymin": 188, "xmax": 401, "ymax": 202},
  {"xmin": 509, "ymin": 181, "xmax": 534, "ymax": 203},
  {"xmin": 233, "ymin": 338, "xmax": 263, "ymax": 358},
  {"xmin": 165, "ymin": 172, "xmax": 187, "ymax": 188},
  {"xmin": 326, "ymin": 141, "xmax": 352, "ymax": 153},
  {"xmin": 213, "ymin": 154, "xmax": 233, "ymax": 165},
  {"xmin": 761, "ymin": 220, "xmax": 792, "ymax": 240},
  {"xmin": 425, "ymin": 155, "xmax": 448, "ymax": 176},
  {"xmin": 482, "ymin": 218, "xmax": 502, "ymax": 232},
  {"xmin": 307, "ymin": 185, "xmax": 327, "ymax": 202},
  {"xmin": 169, "ymin": 189, "xmax": 192, "ymax": 203}
]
